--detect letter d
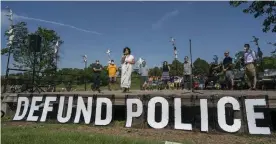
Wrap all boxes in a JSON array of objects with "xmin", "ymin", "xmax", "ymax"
[{"xmin": 13, "ymin": 97, "xmax": 29, "ymax": 120}]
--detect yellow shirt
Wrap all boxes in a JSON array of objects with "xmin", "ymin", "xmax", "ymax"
[{"xmin": 107, "ymin": 64, "xmax": 117, "ymax": 77}]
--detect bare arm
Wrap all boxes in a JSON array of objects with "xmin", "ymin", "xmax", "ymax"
[{"xmin": 121, "ymin": 56, "xmax": 125, "ymax": 64}]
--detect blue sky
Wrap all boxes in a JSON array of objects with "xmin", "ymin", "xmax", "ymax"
[{"xmin": 1, "ymin": 1, "xmax": 275, "ymax": 74}]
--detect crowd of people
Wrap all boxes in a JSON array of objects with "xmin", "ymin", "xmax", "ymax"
[{"xmin": 91, "ymin": 43, "xmax": 258, "ymax": 93}]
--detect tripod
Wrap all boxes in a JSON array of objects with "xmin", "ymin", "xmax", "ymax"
[
  {"xmin": 182, "ymin": 39, "xmax": 203, "ymax": 94},
  {"xmin": 30, "ymin": 51, "xmax": 45, "ymax": 93},
  {"xmin": 23, "ymin": 34, "xmax": 44, "ymax": 93}
]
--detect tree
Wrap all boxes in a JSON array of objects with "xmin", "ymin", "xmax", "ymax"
[
  {"xmin": 234, "ymin": 51, "xmax": 244, "ymax": 70},
  {"xmin": 2, "ymin": 22, "xmax": 29, "ymax": 57},
  {"xmin": 262, "ymin": 56, "xmax": 276, "ymax": 69},
  {"xmin": 230, "ymin": 1, "xmax": 276, "ymax": 33},
  {"xmin": 169, "ymin": 59, "xmax": 183, "ymax": 76},
  {"xmin": 149, "ymin": 67, "xmax": 162, "ymax": 77},
  {"xmin": 35, "ymin": 27, "xmax": 63, "ymax": 72},
  {"xmin": 2, "ymin": 22, "xmax": 63, "ymax": 73},
  {"xmin": 193, "ymin": 58, "xmax": 209, "ymax": 75}
]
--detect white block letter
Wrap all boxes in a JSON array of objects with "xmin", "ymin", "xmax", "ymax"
[
  {"xmin": 74, "ymin": 96, "xmax": 93, "ymax": 124},
  {"xmin": 125, "ymin": 99, "xmax": 143, "ymax": 127},
  {"xmin": 27, "ymin": 96, "xmax": 43, "ymax": 121},
  {"xmin": 57, "ymin": 96, "xmax": 73, "ymax": 123},
  {"xmin": 40, "ymin": 96, "xmax": 57, "ymax": 122},
  {"xmin": 174, "ymin": 98, "xmax": 192, "ymax": 130},
  {"xmin": 13, "ymin": 97, "xmax": 29, "ymax": 120},
  {"xmin": 95, "ymin": 97, "xmax": 113, "ymax": 126},
  {"xmin": 200, "ymin": 99, "xmax": 208, "ymax": 132},
  {"xmin": 245, "ymin": 99, "xmax": 271, "ymax": 135},
  {"xmin": 217, "ymin": 96, "xmax": 241, "ymax": 133},
  {"xmin": 147, "ymin": 97, "xmax": 169, "ymax": 129}
]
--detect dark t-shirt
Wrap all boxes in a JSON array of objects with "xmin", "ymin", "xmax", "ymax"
[
  {"xmin": 223, "ymin": 57, "xmax": 233, "ymax": 70},
  {"xmin": 92, "ymin": 64, "xmax": 103, "ymax": 74}
]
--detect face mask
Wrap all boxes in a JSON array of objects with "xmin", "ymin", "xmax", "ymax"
[
  {"xmin": 111, "ymin": 62, "xmax": 114, "ymax": 64},
  {"xmin": 96, "ymin": 62, "xmax": 99, "ymax": 64}
]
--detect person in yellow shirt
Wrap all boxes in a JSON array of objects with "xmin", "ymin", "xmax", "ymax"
[{"xmin": 107, "ymin": 60, "xmax": 117, "ymax": 90}]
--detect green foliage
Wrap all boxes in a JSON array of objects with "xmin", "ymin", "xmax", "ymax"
[
  {"xmin": 2, "ymin": 22, "xmax": 63, "ymax": 73},
  {"xmin": 262, "ymin": 56, "xmax": 276, "ymax": 69},
  {"xmin": 193, "ymin": 58, "xmax": 209, "ymax": 75},
  {"xmin": 234, "ymin": 51, "xmax": 244, "ymax": 70},
  {"xmin": 230, "ymin": 1, "xmax": 276, "ymax": 33},
  {"xmin": 148, "ymin": 66, "xmax": 162, "ymax": 76},
  {"xmin": 148, "ymin": 58, "xmax": 211, "ymax": 77},
  {"xmin": 1, "ymin": 48, "xmax": 9, "ymax": 55},
  {"xmin": 2, "ymin": 22, "xmax": 29, "ymax": 58},
  {"xmin": 169, "ymin": 59, "xmax": 184, "ymax": 76}
]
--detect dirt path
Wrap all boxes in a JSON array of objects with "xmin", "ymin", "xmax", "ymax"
[{"xmin": 2, "ymin": 121, "xmax": 275, "ymax": 144}]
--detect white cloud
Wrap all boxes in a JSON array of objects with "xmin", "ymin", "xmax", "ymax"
[
  {"xmin": 1, "ymin": 9, "xmax": 12, "ymax": 28},
  {"xmin": 152, "ymin": 9, "xmax": 179, "ymax": 30},
  {"xmin": 1, "ymin": 9, "xmax": 102, "ymax": 35}
]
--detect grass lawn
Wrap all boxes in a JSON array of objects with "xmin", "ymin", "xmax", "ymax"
[
  {"xmin": 2, "ymin": 123, "xmax": 162, "ymax": 144},
  {"xmin": 55, "ymin": 77, "xmax": 141, "ymax": 91},
  {"xmin": 1, "ymin": 116, "xmax": 275, "ymax": 144}
]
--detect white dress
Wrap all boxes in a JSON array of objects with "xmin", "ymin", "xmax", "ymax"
[{"xmin": 121, "ymin": 55, "xmax": 134, "ymax": 88}]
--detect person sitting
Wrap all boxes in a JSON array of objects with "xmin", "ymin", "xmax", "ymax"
[
  {"xmin": 205, "ymin": 62, "xmax": 222, "ymax": 89},
  {"xmin": 147, "ymin": 77, "xmax": 153, "ymax": 90},
  {"xmin": 142, "ymin": 80, "xmax": 148, "ymax": 90}
]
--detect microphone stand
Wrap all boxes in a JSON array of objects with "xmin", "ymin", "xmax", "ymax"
[{"xmin": 182, "ymin": 39, "xmax": 203, "ymax": 94}]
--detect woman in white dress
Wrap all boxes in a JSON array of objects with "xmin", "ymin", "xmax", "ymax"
[{"xmin": 121, "ymin": 47, "xmax": 135, "ymax": 93}]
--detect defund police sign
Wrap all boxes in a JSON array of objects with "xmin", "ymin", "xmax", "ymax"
[{"xmin": 13, "ymin": 95, "xmax": 271, "ymax": 135}]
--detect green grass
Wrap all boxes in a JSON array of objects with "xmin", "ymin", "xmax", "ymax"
[
  {"xmin": 55, "ymin": 77, "xmax": 141, "ymax": 91},
  {"xmin": 1, "ymin": 124, "xmax": 162, "ymax": 144}
]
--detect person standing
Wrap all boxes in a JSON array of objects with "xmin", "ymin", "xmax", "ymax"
[
  {"xmin": 183, "ymin": 56, "xmax": 192, "ymax": 90},
  {"xmin": 243, "ymin": 44, "xmax": 257, "ymax": 90},
  {"xmin": 139, "ymin": 61, "xmax": 149, "ymax": 90},
  {"xmin": 161, "ymin": 61, "xmax": 170, "ymax": 88},
  {"xmin": 107, "ymin": 60, "xmax": 117, "ymax": 91},
  {"xmin": 92, "ymin": 60, "xmax": 103, "ymax": 93},
  {"xmin": 121, "ymin": 47, "xmax": 135, "ymax": 93},
  {"xmin": 222, "ymin": 51, "xmax": 234, "ymax": 90}
]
